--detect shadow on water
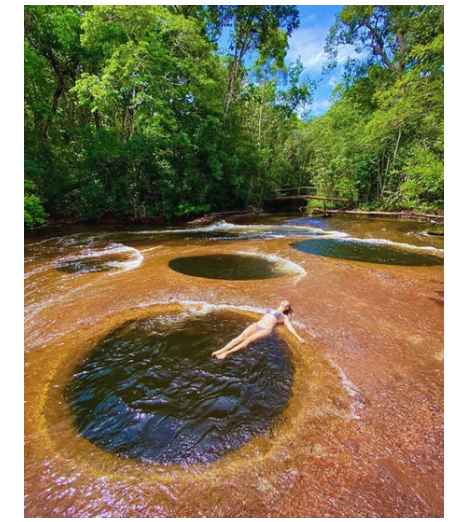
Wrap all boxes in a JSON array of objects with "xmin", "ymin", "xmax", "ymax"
[
  {"xmin": 169, "ymin": 254, "xmax": 294, "ymax": 280},
  {"xmin": 290, "ymin": 238, "xmax": 444, "ymax": 266},
  {"xmin": 64, "ymin": 312, "xmax": 294, "ymax": 464}
]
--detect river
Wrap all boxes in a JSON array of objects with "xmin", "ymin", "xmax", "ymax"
[{"xmin": 24, "ymin": 212, "xmax": 444, "ymax": 517}]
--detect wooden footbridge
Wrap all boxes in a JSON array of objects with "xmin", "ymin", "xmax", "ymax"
[
  {"xmin": 262, "ymin": 186, "xmax": 352, "ymax": 216},
  {"xmin": 262, "ymin": 186, "xmax": 443, "ymax": 222}
]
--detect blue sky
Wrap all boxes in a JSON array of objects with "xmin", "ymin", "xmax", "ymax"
[
  {"xmin": 286, "ymin": 5, "xmax": 345, "ymax": 117},
  {"xmin": 217, "ymin": 5, "xmax": 348, "ymax": 118}
]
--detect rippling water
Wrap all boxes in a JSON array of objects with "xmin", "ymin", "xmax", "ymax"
[
  {"xmin": 291, "ymin": 238, "xmax": 444, "ymax": 266},
  {"xmin": 64, "ymin": 312, "xmax": 294, "ymax": 464},
  {"xmin": 24, "ymin": 212, "xmax": 444, "ymax": 517}
]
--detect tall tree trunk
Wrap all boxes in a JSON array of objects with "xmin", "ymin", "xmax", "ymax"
[
  {"xmin": 393, "ymin": 126, "xmax": 402, "ymax": 168},
  {"xmin": 42, "ymin": 50, "xmax": 66, "ymax": 141},
  {"xmin": 121, "ymin": 93, "xmax": 144, "ymax": 141},
  {"xmin": 122, "ymin": 106, "xmax": 135, "ymax": 142},
  {"xmin": 382, "ymin": 153, "xmax": 391, "ymax": 200},
  {"xmin": 224, "ymin": 58, "xmax": 240, "ymax": 121},
  {"xmin": 42, "ymin": 76, "xmax": 64, "ymax": 140},
  {"xmin": 93, "ymin": 110, "xmax": 101, "ymax": 131},
  {"xmin": 223, "ymin": 29, "xmax": 250, "ymax": 121},
  {"xmin": 249, "ymin": 104, "xmax": 255, "ymax": 134},
  {"xmin": 258, "ymin": 101, "xmax": 263, "ymax": 148},
  {"xmin": 376, "ymin": 157, "xmax": 382, "ymax": 200},
  {"xmin": 396, "ymin": 31, "xmax": 406, "ymax": 73}
]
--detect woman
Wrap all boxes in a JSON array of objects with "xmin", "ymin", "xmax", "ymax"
[{"xmin": 212, "ymin": 300, "xmax": 305, "ymax": 360}]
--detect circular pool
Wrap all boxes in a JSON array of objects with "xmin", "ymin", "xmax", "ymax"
[
  {"xmin": 291, "ymin": 238, "xmax": 444, "ymax": 266},
  {"xmin": 64, "ymin": 310, "xmax": 294, "ymax": 464},
  {"xmin": 168, "ymin": 253, "xmax": 300, "ymax": 280}
]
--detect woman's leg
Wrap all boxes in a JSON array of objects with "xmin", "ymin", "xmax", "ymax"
[
  {"xmin": 212, "ymin": 324, "xmax": 259, "ymax": 357},
  {"xmin": 214, "ymin": 329, "xmax": 271, "ymax": 359}
]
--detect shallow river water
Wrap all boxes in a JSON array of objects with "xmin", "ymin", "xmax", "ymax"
[{"xmin": 24, "ymin": 212, "xmax": 444, "ymax": 517}]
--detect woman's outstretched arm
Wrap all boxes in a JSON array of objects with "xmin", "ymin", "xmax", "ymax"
[{"xmin": 284, "ymin": 315, "xmax": 305, "ymax": 343}]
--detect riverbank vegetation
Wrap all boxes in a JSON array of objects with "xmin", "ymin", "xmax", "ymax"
[{"xmin": 24, "ymin": 5, "xmax": 444, "ymax": 226}]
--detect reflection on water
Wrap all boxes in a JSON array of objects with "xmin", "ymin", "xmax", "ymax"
[
  {"xmin": 65, "ymin": 312, "xmax": 294, "ymax": 464},
  {"xmin": 291, "ymin": 238, "xmax": 444, "ymax": 266}
]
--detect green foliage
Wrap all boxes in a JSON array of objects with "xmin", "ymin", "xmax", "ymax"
[
  {"xmin": 24, "ymin": 180, "xmax": 48, "ymax": 227},
  {"xmin": 302, "ymin": 5, "xmax": 444, "ymax": 211},
  {"xmin": 399, "ymin": 148, "xmax": 444, "ymax": 204},
  {"xmin": 172, "ymin": 202, "xmax": 212, "ymax": 219},
  {"xmin": 209, "ymin": 5, "xmax": 300, "ymax": 119},
  {"xmin": 306, "ymin": 97, "xmax": 367, "ymax": 201},
  {"xmin": 23, "ymin": 5, "xmax": 443, "ymax": 223}
]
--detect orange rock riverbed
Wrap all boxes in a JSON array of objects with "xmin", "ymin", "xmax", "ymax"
[{"xmin": 24, "ymin": 216, "xmax": 444, "ymax": 517}]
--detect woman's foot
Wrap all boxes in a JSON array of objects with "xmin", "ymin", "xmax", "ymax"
[{"xmin": 212, "ymin": 350, "xmax": 228, "ymax": 359}]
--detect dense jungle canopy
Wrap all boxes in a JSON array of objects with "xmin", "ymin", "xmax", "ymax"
[{"xmin": 24, "ymin": 5, "xmax": 444, "ymax": 226}]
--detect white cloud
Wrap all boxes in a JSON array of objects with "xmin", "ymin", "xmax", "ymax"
[
  {"xmin": 287, "ymin": 27, "xmax": 361, "ymax": 75},
  {"xmin": 308, "ymin": 97, "xmax": 332, "ymax": 116},
  {"xmin": 328, "ymin": 75, "xmax": 338, "ymax": 87},
  {"xmin": 336, "ymin": 45, "xmax": 363, "ymax": 66},
  {"xmin": 286, "ymin": 27, "xmax": 328, "ymax": 73},
  {"xmin": 285, "ymin": 17, "xmax": 366, "ymax": 117},
  {"xmin": 302, "ymin": 12, "xmax": 320, "ymax": 25}
]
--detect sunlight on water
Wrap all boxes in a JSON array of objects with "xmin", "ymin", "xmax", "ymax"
[
  {"xmin": 24, "ymin": 213, "xmax": 444, "ymax": 518},
  {"xmin": 64, "ymin": 312, "xmax": 294, "ymax": 464},
  {"xmin": 130, "ymin": 219, "xmax": 347, "ymax": 241}
]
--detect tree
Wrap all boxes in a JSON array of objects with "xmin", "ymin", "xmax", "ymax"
[
  {"xmin": 24, "ymin": 4, "xmax": 443, "ymax": 226},
  {"xmin": 324, "ymin": 5, "xmax": 443, "ymax": 81},
  {"xmin": 24, "ymin": 5, "xmax": 84, "ymax": 140},
  {"xmin": 300, "ymin": 5, "xmax": 444, "ymax": 210},
  {"xmin": 208, "ymin": 5, "xmax": 299, "ymax": 120}
]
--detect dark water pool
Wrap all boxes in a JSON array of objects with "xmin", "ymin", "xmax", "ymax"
[
  {"xmin": 64, "ymin": 311, "xmax": 294, "ymax": 465},
  {"xmin": 169, "ymin": 254, "xmax": 293, "ymax": 280},
  {"xmin": 290, "ymin": 238, "xmax": 444, "ymax": 266}
]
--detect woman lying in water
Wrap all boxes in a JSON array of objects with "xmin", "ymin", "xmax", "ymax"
[{"xmin": 212, "ymin": 300, "xmax": 304, "ymax": 360}]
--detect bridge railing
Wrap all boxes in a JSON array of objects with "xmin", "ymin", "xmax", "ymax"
[
  {"xmin": 262, "ymin": 186, "xmax": 353, "ymax": 216},
  {"xmin": 270, "ymin": 186, "xmax": 316, "ymax": 197}
]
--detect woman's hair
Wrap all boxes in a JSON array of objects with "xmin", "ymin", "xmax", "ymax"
[{"xmin": 283, "ymin": 304, "xmax": 293, "ymax": 316}]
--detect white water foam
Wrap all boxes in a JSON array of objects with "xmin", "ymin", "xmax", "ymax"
[
  {"xmin": 103, "ymin": 245, "xmax": 144, "ymax": 273},
  {"xmin": 24, "ymin": 264, "xmax": 52, "ymax": 279},
  {"xmin": 138, "ymin": 299, "xmax": 266, "ymax": 316},
  {"xmin": 132, "ymin": 220, "xmax": 348, "ymax": 239},
  {"xmin": 50, "ymin": 242, "xmax": 144, "ymax": 273},
  {"xmin": 235, "ymin": 250, "xmax": 307, "ymax": 281},
  {"xmin": 334, "ymin": 365, "xmax": 366, "ymax": 420},
  {"xmin": 25, "ymin": 235, "xmax": 64, "ymax": 247},
  {"xmin": 139, "ymin": 245, "xmax": 163, "ymax": 253},
  {"xmin": 129, "ymin": 300, "xmax": 266, "ymax": 330},
  {"xmin": 344, "ymin": 237, "xmax": 444, "ymax": 254}
]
